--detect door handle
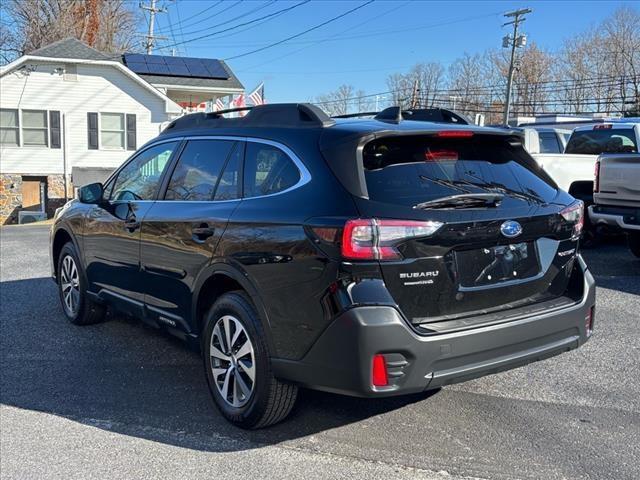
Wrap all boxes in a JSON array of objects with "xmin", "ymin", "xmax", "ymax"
[{"xmin": 192, "ymin": 223, "xmax": 215, "ymax": 242}]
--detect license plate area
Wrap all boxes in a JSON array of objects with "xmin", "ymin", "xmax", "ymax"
[{"xmin": 455, "ymin": 242, "xmax": 540, "ymax": 288}]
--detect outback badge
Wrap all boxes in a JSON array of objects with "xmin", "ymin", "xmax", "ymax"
[{"xmin": 500, "ymin": 220, "xmax": 523, "ymax": 238}]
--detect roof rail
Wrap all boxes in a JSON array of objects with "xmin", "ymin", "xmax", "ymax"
[
  {"xmin": 332, "ymin": 107, "xmax": 470, "ymax": 125},
  {"xmin": 162, "ymin": 103, "xmax": 335, "ymax": 133}
]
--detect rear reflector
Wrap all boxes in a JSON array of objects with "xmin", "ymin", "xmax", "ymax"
[
  {"xmin": 436, "ymin": 130, "xmax": 475, "ymax": 138},
  {"xmin": 342, "ymin": 219, "xmax": 443, "ymax": 260},
  {"xmin": 586, "ymin": 306, "xmax": 595, "ymax": 337},
  {"xmin": 372, "ymin": 354, "xmax": 388, "ymax": 387}
]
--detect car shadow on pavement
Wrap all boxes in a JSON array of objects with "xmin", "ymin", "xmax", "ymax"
[
  {"xmin": 581, "ymin": 238, "xmax": 640, "ymax": 296},
  {"xmin": 0, "ymin": 277, "xmax": 437, "ymax": 452}
]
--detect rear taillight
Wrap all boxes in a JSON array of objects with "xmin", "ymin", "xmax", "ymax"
[
  {"xmin": 594, "ymin": 159, "xmax": 600, "ymax": 193},
  {"xmin": 560, "ymin": 201, "xmax": 584, "ymax": 240},
  {"xmin": 342, "ymin": 219, "xmax": 443, "ymax": 261},
  {"xmin": 372, "ymin": 354, "xmax": 388, "ymax": 387}
]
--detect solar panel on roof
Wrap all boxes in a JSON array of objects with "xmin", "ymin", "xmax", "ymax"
[
  {"xmin": 123, "ymin": 53, "xmax": 230, "ymax": 80},
  {"xmin": 124, "ymin": 53, "xmax": 146, "ymax": 63},
  {"xmin": 167, "ymin": 63, "xmax": 190, "ymax": 76},
  {"xmin": 146, "ymin": 63, "xmax": 170, "ymax": 75},
  {"xmin": 164, "ymin": 56, "xmax": 185, "ymax": 66},
  {"xmin": 203, "ymin": 59, "xmax": 228, "ymax": 79},
  {"xmin": 125, "ymin": 61, "xmax": 150, "ymax": 74},
  {"xmin": 144, "ymin": 55, "xmax": 166, "ymax": 65},
  {"xmin": 186, "ymin": 63, "xmax": 209, "ymax": 77}
]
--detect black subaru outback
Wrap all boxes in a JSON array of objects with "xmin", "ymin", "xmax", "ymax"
[{"xmin": 50, "ymin": 104, "xmax": 596, "ymax": 428}]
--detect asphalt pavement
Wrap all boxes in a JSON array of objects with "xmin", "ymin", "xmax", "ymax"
[{"xmin": 1, "ymin": 224, "xmax": 639, "ymax": 480}]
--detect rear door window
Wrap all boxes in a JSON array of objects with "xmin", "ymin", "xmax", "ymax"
[
  {"xmin": 165, "ymin": 139, "xmax": 234, "ymax": 201},
  {"xmin": 363, "ymin": 135, "xmax": 557, "ymax": 207},
  {"xmin": 565, "ymin": 128, "xmax": 637, "ymax": 154},
  {"xmin": 243, "ymin": 142, "xmax": 300, "ymax": 197}
]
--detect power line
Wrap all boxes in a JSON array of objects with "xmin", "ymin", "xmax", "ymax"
[
  {"xmin": 167, "ymin": 1, "xmax": 276, "ymax": 38},
  {"xmin": 160, "ymin": 1, "xmax": 310, "ymax": 50},
  {"xmin": 168, "ymin": 0, "xmax": 223, "ymax": 29},
  {"xmin": 224, "ymin": 0, "xmax": 376, "ymax": 61},
  {"xmin": 237, "ymin": 0, "xmax": 413, "ymax": 72},
  {"xmin": 154, "ymin": 0, "xmax": 241, "ymax": 34}
]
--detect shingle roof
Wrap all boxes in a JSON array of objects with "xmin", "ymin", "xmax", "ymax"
[
  {"xmin": 28, "ymin": 38, "xmax": 243, "ymax": 91},
  {"xmin": 29, "ymin": 37, "xmax": 115, "ymax": 61}
]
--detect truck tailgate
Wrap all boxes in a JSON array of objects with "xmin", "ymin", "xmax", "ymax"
[{"xmin": 595, "ymin": 154, "xmax": 640, "ymax": 208}]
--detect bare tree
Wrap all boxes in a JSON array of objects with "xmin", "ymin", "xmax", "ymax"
[
  {"xmin": 315, "ymin": 84, "xmax": 355, "ymax": 116},
  {"xmin": 446, "ymin": 52, "xmax": 490, "ymax": 116},
  {"xmin": 602, "ymin": 6, "xmax": 640, "ymax": 115},
  {"xmin": 1, "ymin": 0, "xmax": 140, "ymax": 62},
  {"xmin": 386, "ymin": 72, "xmax": 413, "ymax": 109}
]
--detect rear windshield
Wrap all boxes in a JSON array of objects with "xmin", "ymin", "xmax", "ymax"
[
  {"xmin": 363, "ymin": 135, "xmax": 558, "ymax": 207},
  {"xmin": 565, "ymin": 128, "xmax": 637, "ymax": 154}
]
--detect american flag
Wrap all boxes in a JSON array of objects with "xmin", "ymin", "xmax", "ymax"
[
  {"xmin": 248, "ymin": 83, "xmax": 265, "ymax": 106},
  {"xmin": 215, "ymin": 97, "xmax": 225, "ymax": 111},
  {"xmin": 231, "ymin": 93, "xmax": 246, "ymax": 116}
]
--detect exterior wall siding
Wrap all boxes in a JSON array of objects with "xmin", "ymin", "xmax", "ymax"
[
  {"xmin": 0, "ymin": 61, "xmax": 177, "ymax": 224},
  {"xmin": 0, "ymin": 62, "xmax": 173, "ymax": 175}
]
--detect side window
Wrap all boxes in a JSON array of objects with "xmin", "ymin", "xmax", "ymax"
[
  {"xmin": 165, "ymin": 139, "xmax": 234, "ymax": 201},
  {"xmin": 111, "ymin": 141, "xmax": 178, "ymax": 201},
  {"xmin": 243, "ymin": 143, "xmax": 301, "ymax": 198},
  {"xmin": 214, "ymin": 143, "xmax": 242, "ymax": 201},
  {"xmin": 538, "ymin": 132, "xmax": 561, "ymax": 154}
]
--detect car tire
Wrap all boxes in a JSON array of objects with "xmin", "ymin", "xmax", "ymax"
[
  {"xmin": 628, "ymin": 232, "xmax": 640, "ymax": 258},
  {"xmin": 57, "ymin": 242, "xmax": 106, "ymax": 325},
  {"xmin": 203, "ymin": 291, "xmax": 298, "ymax": 429}
]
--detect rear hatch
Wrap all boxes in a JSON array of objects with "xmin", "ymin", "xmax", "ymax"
[{"xmin": 344, "ymin": 131, "xmax": 583, "ymax": 328}]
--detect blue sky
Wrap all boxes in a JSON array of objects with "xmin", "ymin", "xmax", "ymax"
[{"xmin": 149, "ymin": 0, "xmax": 637, "ymax": 102}]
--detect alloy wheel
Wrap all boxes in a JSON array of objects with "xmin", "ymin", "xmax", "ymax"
[
  {"xmin": 209, "ymin": 315, "xmax": 256, "ymax": 408},
  {"xmin": 60, "ymin": 255, "xmax": 80, "ymax": 316}
]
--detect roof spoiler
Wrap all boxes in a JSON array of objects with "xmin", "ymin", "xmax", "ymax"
[{"xmin": 162, "ymin": 103, "xmax": 335, "ymax": 133}]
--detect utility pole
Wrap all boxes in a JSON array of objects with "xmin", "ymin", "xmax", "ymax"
[
  {"xmin": 502, "ymin": 8, "xmax": 531, "ymax": 126},
  {"xmin": 140, "ymin": 0, "xmax": 167, "ymax": 54}
]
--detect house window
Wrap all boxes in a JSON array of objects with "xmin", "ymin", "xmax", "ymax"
[
  {"xmin": 100, "ymin": 113, "xmax": 125, "ymax": 149},
  {"xmin": 22, "ymin": 110, "xmax": 48, "ymax": 146},
  {"xmin": 0, "ymin": 109, "xmax": 19, "ymax": 146}
]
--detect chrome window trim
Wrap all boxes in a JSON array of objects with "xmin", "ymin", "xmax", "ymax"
[{"xmin": 179, "ymin": 135, "xmax": 312, "ymax": 200}]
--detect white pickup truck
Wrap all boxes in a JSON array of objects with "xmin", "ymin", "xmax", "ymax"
[
  {"xmin": 530, "ymin": 122, "xmax": 640, "ymax": 213},
  {"xmin": 589, "ymin": 153, "xmax": 640, "ymax": 257}
]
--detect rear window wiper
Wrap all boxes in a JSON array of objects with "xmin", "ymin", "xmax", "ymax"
[{"xmin": 413, "ymin": 193, "xmax": 504, "ymax": 210}]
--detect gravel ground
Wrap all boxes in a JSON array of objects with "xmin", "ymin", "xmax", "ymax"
[{"xmin": 1, "ymin": 224, "xmax": 639, "ymax": 480}]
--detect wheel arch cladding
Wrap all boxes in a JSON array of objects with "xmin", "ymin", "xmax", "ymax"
[
  {"xmin": 193, "ymin": 268, "xmax": 275, "ymax": 353},
  {"xmin": 52, "ymin": 228, "xmax": 73, "ymax": 277}
]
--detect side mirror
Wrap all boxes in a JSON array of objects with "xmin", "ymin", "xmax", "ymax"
[{"xmin": 78, "ymin": 182, "xmax": 104, "ymax": 204}]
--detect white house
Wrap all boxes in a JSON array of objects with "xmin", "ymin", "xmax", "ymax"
[{"xmin": 0, "ymin": 38, "xmax": 244, "ymax": 224}]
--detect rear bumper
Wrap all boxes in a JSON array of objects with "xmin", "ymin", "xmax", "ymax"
[
  {"xmin": 589, "ymin": 204, "xmax": 640, "ymax": 231},
  {"xmin": 273, "ymin": 256, "xmax": 596, "ymax": 397}
]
